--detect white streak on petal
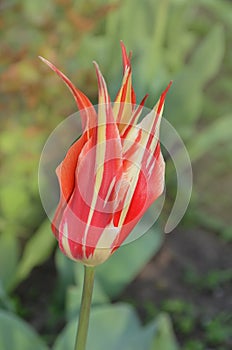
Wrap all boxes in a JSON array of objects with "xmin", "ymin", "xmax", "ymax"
[
  {"xmin": 103, "ymin": 176, "xmax": 117, "ymax": 207},
  {"xmin": 96, "ymin": 222, "xmax": 120, "ymax": 249},
  {"xmin": 61, "ymin": 223, "xmax": 73, "ymax": 258},
  {"xmin": 148, "ymin": 158, "xmax": 156, "ymax": 177}
]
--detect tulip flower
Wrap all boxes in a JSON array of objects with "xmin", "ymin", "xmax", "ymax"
[
  {"xmin": 40, "ymin": 42, "xmax": 171, "ymax": 268},
  {"xmin": 40, "ymin": 42, "xmax": 171, "ymax": 350}
]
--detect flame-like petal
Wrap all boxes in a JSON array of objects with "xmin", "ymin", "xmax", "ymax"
[{"xmin": 39, "ymin": 56, "xmax": 96, "ymax": 138}]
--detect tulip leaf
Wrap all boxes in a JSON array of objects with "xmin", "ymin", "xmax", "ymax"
[
  {"xmin": 151, "ymin": 313, "xmax": 179, "ymax": 350},
  {"xmin": 54, "ymin": 303, "xmax": 147, "ymax": 350},
  {"xmin": 164, "ymin": 25, "xmax": 225, "ymax": 139},
  {"xmin": 199, "ymin": 0, "xmax": 232, "ymax": 30},
  {"xmin": 189, "ymin": 25, "xmax": 225, "ymax": 86},
  {"xmin": 0, "ymin": 310, "xmax": 48, "ymax": 350},
  {"xmin": 53, "ymin": 303, "xmax": 139, "ymax": 350},
  {"xmin": 66, "ymin": 278, "xmax": 109, "ymax": 322},
  {"xmin": 188, "ymin": 114, "xmax": 232, "ymax": 162},
  {"xmin": 95, "ymin": 225, "xmax": 163, "ymax": 298},
  {"xmin": 54, "ymin": 303, "xmax": 179, "ymax": 350},
  {"xmin": 164, "ymin": 72, "xmax": 202, "ymax": 139},
  {"xmin": 0, "ymin": 181, "xmax": 31, "ymax": 221},
  {"xmin": 54, "ymin": 249, "xmax": 76, "ymax": 303},
  {"xmin": 0, "ymin": 282, "xmax": 15, "ymax": 312},
  {"xmin": 55, "ymin": 252, "xmax": 109, "ymax": 321},
  {"xmin": 0, "ymin": 234, "xmax": 19, "ymax": 292},
  {"xmin": 15, "ymin": 219, "xmax": 55, "ymax": 286}
]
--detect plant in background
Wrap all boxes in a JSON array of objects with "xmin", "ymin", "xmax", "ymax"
[{"xmin": 40, "ymin": 42, "xmax": 171, "ymax": 350}]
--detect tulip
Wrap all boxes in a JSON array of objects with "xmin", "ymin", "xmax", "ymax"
[
  {"xmin": 40, "ymin": 42, "xmax": 171, "ymax": 350},
  {"xmin": 40, "ymin": 42, "xmax": 171, "ymax": 268}
]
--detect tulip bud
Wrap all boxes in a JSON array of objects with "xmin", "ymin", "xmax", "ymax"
[{"xmin": 40, "ymin": 42, "xmax": 171, "ymax": 266}]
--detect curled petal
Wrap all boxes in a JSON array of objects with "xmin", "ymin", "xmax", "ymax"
[{"xmin": 39, "ymin": 56, "xmax": 96, "ymax": 137}]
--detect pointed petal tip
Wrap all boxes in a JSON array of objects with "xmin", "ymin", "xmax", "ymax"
[
  {"xmin": 38, "ymin": 55, "xmax": 57, "ymax": 72},
  {"xmin": 38, "ymin": 55, "xmax": 49, "ymax": 64},
  {"xmin": 156, "ymin": 80, "xmax": 173, "ymax": 115},
  {"xmin": 120, "ymin": 41, "xmax": 133, "ymax": 62},
  {"xmin": 120, "ymin": 40, "xmax": 125, "ymax": 50},
  {"xmin": 166, "ymin": 80, "xmax": 173, "ymax": 91},
  {"xmin": 38, "ymin": 55, "xmax": 50, "ymax": 66},
  {"xmin": 161, "ymin": 80, "xmax": 173, "ymax": 100},
  {"xmin": 161, "ymin": 80, "xmax": 173, "ymax": 96},
  {"xmin": 93, "ymin": 61, "xmax": 111, "ymax": 105},
  {"xmin": 120, "ymin": 41, "xmax": 130, "ymax": 70},
  {"xmin": 143, "ymin": 93, "xmax": 149, "ymax": 101},
  {"xmin": 93, "ymin": 61, "xmax": 102, "ymax": 81},
  {"xmin": 92, "ymin": 60, "xmax": 99, "ymax": 70}
]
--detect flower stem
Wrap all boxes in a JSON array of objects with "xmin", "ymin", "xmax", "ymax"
[{"xmin": 74, "ymin": 265, "xmax": 95, "ymax": 350}]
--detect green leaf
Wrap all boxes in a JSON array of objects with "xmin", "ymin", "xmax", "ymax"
[
  {"xmin": 0, "ymin": 282, "xmax": 14, "ymax": 311},
  {"xmin": 164, "ymin": 25, "xmax": 225, "ymax": 139},
  {"xmin": 0, "ymin": 310, "xmax": 48, "ymax": 350},
  {"xmin": 189, "ymin": 25, "xmax": 225, "ymax": 86},
  {"xmin": 164, "ymin": 71, "xmax": 202, "ymax": 138},
  {"xmin": 54, "ymin": 303, "xmax": 159, "ymax": 350},
  {"xmin": 54, "ymin": 249, "xmax": 76, "ymax": 303},
  {"xmin": 0, "ymin": 181, "xmax": 31, "ymax": 221},
  {"xmin": 66, "ymin": 279, "xmax": 109, "ymax": 321},
  {"xmin": 151, "ymin": 313, "xmax": 179, "ymax": 350},
  {"xmin": 54, "ymin": 304, "xmax": 179, "ymax": 350},
  {"xmin": 199, "ymin": 0, "xmax": 232, "ymax": 28},
  {"xmin": 69, "ymin": 224, "xmax": 163, "ymax": 301},
  {"xmin": 15, "ymin": 219, "xmax": 55, "ymax": 286},
  {"xmin": 0, "ymin": 234, "xmax": 19, "ymax": 291},
  {"xmin": 188, "ymin": 114, "xmax": 232, "ymax": 162},
  {"xmin": 95, "ymin": 225, "xmax": 163, "ymax": 298}
]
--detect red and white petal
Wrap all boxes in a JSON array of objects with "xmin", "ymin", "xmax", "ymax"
[
  {"xmin": 112, "ymin": 146, "xmax": 165, "ymax": 250},
  {"xmin": 39, "ymin": 56, "xmax": 97, "ymax": 137},
  {"xmin": 120, "ymin": 41, "xmax": 136, "ymax": 104},
  {"xmin": 113, "ymin": 66, "xmax": 133, "ymax": 126},
  {"xmin": 56, "ymin": 65, "xmax": 124, "ymax": 261},
  {"xmin": 51, "ymin": 133, "xmax": 88, "ymax": 238},
  {"xmin": 110, "ymin": 83, "xmax": 171, "ymax": 248},
  {"xmin": 112, "ymin": 42, "xmax": 137, "ymax": 129}
]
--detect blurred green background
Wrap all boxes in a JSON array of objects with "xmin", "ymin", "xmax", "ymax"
[{"xmin": 0, "ymin": 0, "xmax": 231, "ymax": 349}]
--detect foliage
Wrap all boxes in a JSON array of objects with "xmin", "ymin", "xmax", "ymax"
[
  {"xmin": 0, "ymin": 310, "xmax": 48, "ymax": 350},
  {"xmin": 53, "ymin": 304, "xmax": 178, "ymax": 350},
  {"xmin": 15, "ymin": 219, "xmax": 56, "ymax": 287}
]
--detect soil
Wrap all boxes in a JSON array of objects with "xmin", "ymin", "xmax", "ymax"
[
  {"xmin": 16, "ymin": 253, "xmax": 62, "ymax": 343},
  {"xmin": 122, "ymin": 228, "xmax": 232, "ymax": 348}
]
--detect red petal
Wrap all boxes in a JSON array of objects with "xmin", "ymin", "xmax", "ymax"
[
  {"xmin": 39, "ymin": 56, "xmax": 97, "ymax": 135},
  {"xmin": 56, "ymin": 64, "xmax": 123, "ymax": 256},
  {"xmin": 121, "ymin": 94, "xmax": 149, "ymax": 139},
  {"xmin": 51, "ymin": 133, "xmax": 88, "ymax": 238},
  {"xmin": 120, "ymin": 40, "xmax": 130, "ymax": 71},
  {"xmin": 114, "ymin": 42, "xmax": 136, "ymax": 114},
  {"xmin": 112, "ymin": 147, "xmax": 165, "ymax": 248},
  {"xmin": 157, "ymin": 81, "xmax": 173, "ymax": 116}
]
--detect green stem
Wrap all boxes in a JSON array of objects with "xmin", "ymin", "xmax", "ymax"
[{"xmin": 74, "ymin": 265, "xmax": 95, "ymax": 350}]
